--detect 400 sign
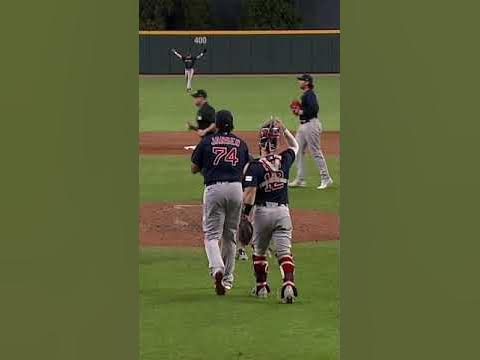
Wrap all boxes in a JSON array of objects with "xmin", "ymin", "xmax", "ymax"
[{"xmin": 194, "ymin": 37, "xmax": 207, "ymax": 45}]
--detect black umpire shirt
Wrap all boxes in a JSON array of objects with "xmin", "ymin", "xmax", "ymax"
[
  {"xmin": 196, "ymin": 102, "xmax": 216, "ymax": 132},
  {"xmin": 300, "ymin": 89, "xmax": 319, "ymax": 122}
]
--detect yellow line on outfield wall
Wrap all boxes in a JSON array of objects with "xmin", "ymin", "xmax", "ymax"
[{"xmin": 139, "ymin": 29, "xmax": 340, "ymax": 36}]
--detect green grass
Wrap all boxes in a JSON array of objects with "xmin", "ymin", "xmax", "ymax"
[
  {"xmin": 140, "ymin": 242, "xmax": 338, "ymax": 360},
  {"xmin": 140, "ymin": 155, "xmax": 340, "ymax": 212},
  {"xmin": 140, "ymin": 75, "xmax": 340, "ymax": 132},
  {"xmin": 140, "ymin": 75, "xmax": 339, "ymax": 359}
]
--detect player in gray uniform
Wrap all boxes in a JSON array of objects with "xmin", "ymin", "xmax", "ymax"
[
  {"xmin": 191, "ymin": 110, "xmax": 250, "ymax": 295},
  {"xmin": 242, "ymin": 118, "xmax": 299, "ymax": 304},
  {"xmin": 289, "ymin": 74, "xmax": 333, "ymax": 190}
]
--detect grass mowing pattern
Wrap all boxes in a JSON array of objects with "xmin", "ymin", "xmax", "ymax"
[
  {"xmin": 140, "ymin": 155, "xmax": 340, "ymax": 212},
  {"xmin": 140, "ymin": 242, "xmax": 338, "ymax": 360},
  {"xmin": 140, "ymin": 75, "xmax": 340, "ymax": 132}
]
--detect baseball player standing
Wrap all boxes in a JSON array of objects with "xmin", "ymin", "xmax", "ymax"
[
  {"xmin": 171, "ymin": 48, "xmax": 207, "ymax": 92},
  {"xmin": 191, "ymin": 110, "xmax": 250, "ymax": 295},
  {"xmin": 242, "ymin": 118, "xmax": 299, "ymax": 304},
  {"xmin": 187, "ymin": 89, "xmax": 216, "ymax": 137},
  {"xmin": 289, "ymin": 74, "xmax": 333, "ymax": 190}
]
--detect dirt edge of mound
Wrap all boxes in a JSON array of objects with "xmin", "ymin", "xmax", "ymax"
[
  {"xmin": 140, "ymin": 131, "xmax": 339, "ymax": 156},
  {"xmin": 140, "ymin": 202, "xmax": 339, "ymax": 247}
]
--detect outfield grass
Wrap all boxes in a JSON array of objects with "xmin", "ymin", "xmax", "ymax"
[
  {"xmin": 140, "ymin": 155, "xmax": 340, "ymax": 212},
  {"xmin": 140, "ymin": 242, "xmax": 338, "ymax": 360},
  {"xmin": 140, "ymin": 75, "xmax": 340, "ymax": 132}
]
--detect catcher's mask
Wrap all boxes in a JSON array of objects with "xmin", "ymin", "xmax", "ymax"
[
  {"xmin": 259, "ymin": 119, "xmax": 281, "ymax": 153},
  {"xmin": 215, "ymin": 110, "xmax": 234, "ymax": 133}
]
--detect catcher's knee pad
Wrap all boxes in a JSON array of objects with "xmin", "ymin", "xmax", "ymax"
[
  {"xmin": 274, "ymin": 240, "xmax": 292, "ymax": 259},
  {"xmin": 253, "ymin": 254, "xmax": 269, "ymax": 289}
]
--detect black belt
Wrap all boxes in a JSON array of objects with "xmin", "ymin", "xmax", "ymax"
[
  {"xmin": 300, "ymin": 119, "xmax": 311, "ymax": 124},
  {"xmin": 205, "ymin": 180, "xmax": 240, "ymax": 187},
  {"xmin": 256, "ymin": 202, "xmax": 288, "ymax": 207}
]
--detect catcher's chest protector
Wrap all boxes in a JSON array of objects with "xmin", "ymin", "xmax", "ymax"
[
  {"xmin": 243, "ymin": 148, "xmax": 295, "ymax": 205},
  {"xmin": 258, "ymin": 155, "xmax": 288, "ymax": 191}
]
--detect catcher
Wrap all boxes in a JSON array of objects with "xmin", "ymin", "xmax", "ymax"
[
  {"xmin": 240, "ymin": 117, "xmax": 299, "ymax": 304},
  {"xmin": 187, "ymin": 89, "xmax": 216, "ymax": 137}
]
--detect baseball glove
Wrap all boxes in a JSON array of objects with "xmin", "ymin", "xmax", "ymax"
[
  {"xmin": 290, "ymin": 100, "xmax": 302, "ymax": 112},
  {"xmin": 238, "ymin": 216, "xmax": 253, "ymax": 246},
  {"xmin": 186, "ymin": 121, "xmax": 198, "ymax": 131}
]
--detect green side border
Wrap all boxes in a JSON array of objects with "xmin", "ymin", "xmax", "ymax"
[
  {"xmin": 0, "ymin": 2, "xmax": 138, "ymax": 359},
  {"xmin": 341, "ymin": 1, "xmax": 480, "ymax": 359}
]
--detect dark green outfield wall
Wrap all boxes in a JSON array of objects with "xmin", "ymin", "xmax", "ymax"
[{"xmin": 140, "ymin": 34, "xmax": 340, "ymax": 74}]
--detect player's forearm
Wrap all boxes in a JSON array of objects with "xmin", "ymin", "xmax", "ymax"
[
  {"xmin": 205, "ymin": 122, "xmax": 216, "ymax": 133},
  {"xmin": 196, "ymin": 49, "xmax": 207, "ymax": 59},
  {"xmin": 284, "ymin": 128, "xmax": 299, "ymax": 155},
  {"xmin": 171, "ymin": 49, "xmax": 182, "ymax": 58},
  {"xmin": 243, "ymin": 187, "xmax": 256, "ymax": 206}
]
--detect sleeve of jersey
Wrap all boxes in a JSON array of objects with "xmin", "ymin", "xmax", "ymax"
[
  {"xmin": 245, "ymin": 146, "xmax": 253, "ymax": 163},
  {"xmin": 282, "ymin": 149, "xmax": 296, "ymax": 167},
  {"xmin": 243, "ymin": 163, "xmax": 259, "ymax": 188},
  {"xmin": 191, "ymin": 142, "xmax": 204, "ymax": 168}
]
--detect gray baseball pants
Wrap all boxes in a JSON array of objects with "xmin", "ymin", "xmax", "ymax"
[
  {"xmin": 185, "ymin": 68, "xmax": 194, "ymax": 89},
  {"xmin": 202, "ymin": 182, "xmax": 242, "ymax": 287},
  {"xmin": 294, "ymin": 118, "xmax": 331, "ymax": 182},
  {"xmin": 252, "ymin": 204, "xmax": 293, "ymax": 258}
]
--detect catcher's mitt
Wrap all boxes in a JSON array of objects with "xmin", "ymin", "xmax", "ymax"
[
  {"xmin": 238, "ymin": 216, "xmax": 253, "ymax": 246},
  {"xmin": 290, "ymin": 99, "xmax": 302, "ymax": 112}
]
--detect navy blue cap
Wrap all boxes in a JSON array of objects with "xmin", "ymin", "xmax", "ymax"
[{"xmin": 297, "ymin": 74, "xmax": 313, "ymax": 83}]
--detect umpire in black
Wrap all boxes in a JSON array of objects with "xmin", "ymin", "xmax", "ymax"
[{"xmin": 187, "ymin": 89, "xmax": 216, "ymax": 137}]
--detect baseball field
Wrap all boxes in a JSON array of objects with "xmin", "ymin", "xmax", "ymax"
[{"xmin": 139, "ymin": 75, "xmax": 340, "ymax": 360}]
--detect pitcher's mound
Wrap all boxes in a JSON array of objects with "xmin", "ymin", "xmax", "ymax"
[{"xmin": 140, "ymin": 202, "xmax": 339, "ymax": 247}]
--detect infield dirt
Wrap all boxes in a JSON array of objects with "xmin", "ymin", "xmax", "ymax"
[
  {"xmin": 140, "ymin": 130, "xmax": 339, "ymax": 156},
  {"xmin": 139, "ymin": 130, "xmax": 340, "ymax": 247},
  {"xmin": 140, "ymin": 203, "xmax": 339, "ymax": 247}
]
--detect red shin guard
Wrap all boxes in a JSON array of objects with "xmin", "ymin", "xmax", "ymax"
[
  {"xmin": 253, "ymin": 255, "xmax": 269, "ymax": 292},
  {"xmin": 279, "ymin": 254, "xmax": 296, "ymax": 289}
]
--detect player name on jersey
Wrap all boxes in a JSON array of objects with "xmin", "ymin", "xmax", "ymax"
[{"xmin": 210, "ymin": 135, "xmax": 241, "ymax": 147}]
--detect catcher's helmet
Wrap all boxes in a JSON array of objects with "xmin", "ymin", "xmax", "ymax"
[
  {"xmin": 215, "ymin": 110, "xmax": 234, "ymax": 133},
  {"xmin": 259, "ymin": 119, "xmax": 281, "ymax": 153}
]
